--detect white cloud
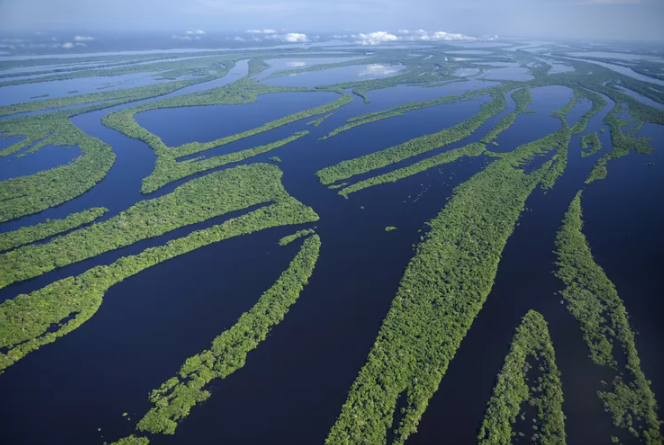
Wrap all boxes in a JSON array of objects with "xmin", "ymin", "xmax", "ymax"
[
  {"xmin": 74, "ymin": 35, "xmax": 95, "ymax": 41},
  {"xmin": 395, "ymin": 30, "xmax": 479, "ymax": 42},
  {"xmin": 172, "ymin": 35, "xmax": 193, "ymax": 40},
  {"xmin": 286, "ymin": 61, "xmax": 307, "ymax": 67},
  {"xmin": 185, "ymin": 29, "xmax": 206, "ymax": 35},
  {"xmin": 431, "ymin": 31, "xmax": 477, "ymax": 41},
  {"xmin": 283, "ymin": 32, "xmax": 308, "ymax": 42},
  {"xmin": 74, "ymin": 42, "xmax": 87, "ymax": 47},
  {"xmin": 246, "ymin": 29, "xmax": 277, "ymax": 34},
  {"xmin": 62, "ymin": 42, "xmax": 74, "ymax": 49},
  {"xmin": 233, "ymin": 36, "xmax": 245, "ymax": 41},
  {"xmin": 353, "ymin": 31, "xmax": 400, "ymax": 46},
  {"xmin": 265, "ymin": 32, "xmax": 309, "ymax": 42}
]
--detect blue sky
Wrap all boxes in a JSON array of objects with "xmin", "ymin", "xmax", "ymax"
[{"xmin": 1, "ymin": 0, "xmax": 663, "ymax": 41}]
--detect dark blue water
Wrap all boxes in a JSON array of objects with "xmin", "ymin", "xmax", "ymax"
[
  {"xmin": 0, "ymin": 60, "xmax": 251, "ymax": 234},
  {"xmin": 135, "ymin": 91, "xmax": 339, "ymax": 147},
  {"xmin": 409, "ymin": 90, "xmax": 622, "ymax": 445},
  {"xmin": 0, "ymin": 134, "xmax": 25, "ymax": 151},
  {"xmin": 581, "ymin": 122, "xmax": 664, "ymax": 422},
  {"xmin": 0, "ymin": 59, "xmax": 662, "ymax": 445},
  {"xmin": 491, "ymin": 85, "xmax": 573, "ymax": 151},
  {"xmin": 0, "ymin": 66, "xmax": 492, "ymax": 445},
  {"xmin": 362, "ymin": 79, "xmax": 501, "ymax": 108},
  {"xmin": 0, "ymin": 143, "xmax": 81, "ymax": 181}
]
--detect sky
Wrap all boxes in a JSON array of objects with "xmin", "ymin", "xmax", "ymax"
[{"xmin": 1, "ymin": 0, "xmax": 663, "ymax": 42}]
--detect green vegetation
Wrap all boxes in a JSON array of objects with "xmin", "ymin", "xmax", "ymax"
[
  {"xmin": 586, "ymin": 106, "xmax": 653, "ymax": 184},
  {"xmin": 102, "ymin": 83, "xmax": 349, "ymax": 159},
  {"xmin": 0, "ymin": 164, "xmax": 292, "ymax": 290},
  {"xmin": 0, "ymin": 65, "xmax": 230, "ymax": 118},
  {"xmin": 317, "ymin": 90, "xmax": 506, "ymax": 185},
  {"xmin": 338, "ymin": 143, "xmax": 486, "ymax": 198},
  {"xmin": 269, "ymin": 156, "xmax": 282, "ymax": 163},
  {"xmin": 570, "ymin": 89, "xmax": 606, "ymax": 135},
  {"xmin": 125, "ymin": 234, "xmax": 320, "ymax": 437},
  {"xmin": 481, "ymin": 88, "xmax": 533, "ymax": 144},
  {"xmin": 328, "ymin": 91, "xmax": 575, "ymax": 198},
  {"xmin": 627, "ymin": 122, "xmax": 645, "ymax": 137},
  {"xmin": 0, "ymin": 63, "xmax": 258, "ymax": 221},
  {"xmin": 102, "ymin": 82, "xmax": 352, "ymax": 192},
  {"xmin": 0, "ymin": 172, "xmax": 319, "ymax": 373},
  {"xmin": 551, "ymin": 91, "xmax": 578, "ymax": 119},
  {"xmin": 328, "ymin": 182, "xmax": 347, "ymax": 190},
  {"xmin": 141, "ymin": 131, "xmax": 308, "ymax": 193},
  {"xmin": 554, "ymin": 192, "xmax": 662, "ymax": 444},
  {"xmin": 0, "ymin": 61, "xmax": 247, "ymax": 220},
  {"xmin": 278, "ymin": 229, "xmax": 316, "ymax": 246},
  {"xmin": 581, "ymin": 132, "xmax": 602, "ymax": 157},
  {"xmin": 0, "ymin": 113, "xmax": 115, "ymax": 223},
  {"xmin": 325, "ymin": 122, "xmax": 570, "ymax": 445},
  {"xmin": 384, "ymin": 226, "xmax": 397, "ymax": 232},
  {"xmin": 320, "ymin": 87, "xmax": 491, "ymax": 140},
  {"xmin": 478, "ymin": 310, "xmax": 566, "ymax": 445},
  {"xmin": 109, "ymin": 436, "xmax": 149, "ymax": 445},
  {"xmin": 0, "ymin": 207, "xmax": 107, "ymax": 252},
  {"xmin": 307, "ymin": 112, "xmax": 334, "ymax": 127},
  {"xmin": 0, "ymin": 54, "xmax": 230, "ymax": 88}
]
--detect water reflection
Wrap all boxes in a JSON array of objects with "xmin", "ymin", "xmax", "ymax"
[{"xmin": 358, "ymin": 64, "xmax": 399, "ymax": 77}]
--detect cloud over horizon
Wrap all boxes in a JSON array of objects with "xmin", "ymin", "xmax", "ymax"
[
  {"xmin": 353, "ymin": 29, "xmax": 482, "ymax": 45},
  {"xmin": 353, "ymin": 31, "xmax": 400, "ymax": 45}
]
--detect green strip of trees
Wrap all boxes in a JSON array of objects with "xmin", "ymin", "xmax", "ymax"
[
  {"xmin": 130, "ymin": 234, "xmax": 320, "ymax": 436},
  {"xmin": 554, "ymin": 192, "xmax": 662, "ymax": 444},
  {"xmin": 317, "ymin": 89, "xmax": 507, "ymax": 186},
  {"xmin": 325, "ymin": 125, "xmax": 570, "ymax": 445},
  {"xmin": 0, "ymin": 114, "xmax": 115, "ymax": 223},
  {"xmin": 278, "ymin": 228, "xmax": 316, "ymax": 246},
  {"xmin": 338, "ymin": 143, "xmax": 486, "ymax": 198},
  {"xmin": 586, "ymin": 106, "xmax": 653, "ymax": 184},
  {"xmin": 142, "ymin": 131, "xmax": 309, "ymax": 193},
  {"xmin": 0, "ymin": 164, "xmax": 291, "ymax": 290},
  {"xmin": 478, "ymin": 310, "xmax": 566, "ymax": 445},
  {"xmin": 0, "ymin": 207, "xmax": 107, "ymax": 252},
  {"xmin": 320, "ymin": 87, "xmax": 490, "ymax": 140},
  {"xmin": 0, "ymin": 196, "xmax": 319, "ymax": 374},
  {"xmin": 481, "ymin": 88, "xmax": 533, "ymax": 144}
]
